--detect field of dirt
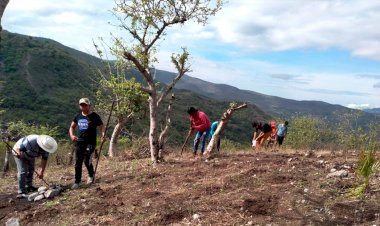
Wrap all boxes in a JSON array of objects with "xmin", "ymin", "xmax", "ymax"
[{"xmin": 1, "ymin": 149, "xmax": 380, "ymax": 225}]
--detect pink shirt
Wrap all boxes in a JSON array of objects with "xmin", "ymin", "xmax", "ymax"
[{"xmin": 189, "ymin": 111, "xmax": 211, "ymax": 132}]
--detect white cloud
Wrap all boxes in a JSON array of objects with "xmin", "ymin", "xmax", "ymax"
[
  {"xmin": 3, "ymin": 0, "xmax": 116, "ymax": 55},
  {"xmin": 3, "ymin": 0, "xmax": 380, "ymax": 108},
  {"xmin": 347, "ymin": 103, "xmax": 371, "ymax": 109},
  {"xmin": 211, "ymin": 1, "xmax": 380, "ymax": 61}
]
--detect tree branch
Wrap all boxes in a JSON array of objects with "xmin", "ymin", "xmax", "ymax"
[{"xmin": 0, "ymin": 0, "xmax": 10, "ymax": 32}]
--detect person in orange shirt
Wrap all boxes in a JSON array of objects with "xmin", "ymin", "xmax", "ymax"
[
  {"xmin": 266, "ymin": 121, "xmax": 277, "ymax": 150},
  {"xmin": 255, "ymin": 122, "xmax": 272, "ymax": 150}
]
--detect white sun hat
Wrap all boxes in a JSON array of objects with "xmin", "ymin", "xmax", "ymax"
[{"xmin": 37, "ymin": 135, "xmax": 58, "ymax": 153}]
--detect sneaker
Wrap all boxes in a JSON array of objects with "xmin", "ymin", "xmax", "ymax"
[
  {"xmin": 87, "ymin": 177, "xmax": 94, "ymax": 184},
  {"xmin": 26, "ymin": 186, "xmax": 38, "ymax": 192},
  {"xmin": 16, "ymin": 193, "xmax": 27, "ymax": 199},
  {"xmin": 71, "ymin": 183, "xmax": 80, "ymax": 189}
]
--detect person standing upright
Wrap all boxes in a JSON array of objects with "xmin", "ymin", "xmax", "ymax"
[
  {"xmin": 187, "ymin": 107, "xmax": 211, "ymax": 157},
  {"xmin": 69, "ymin": 98, "xmax": 105, "ymax": 189},
  {"xmin": 275, "ymin": 121, "xmax": 289, "ymax": 151}
]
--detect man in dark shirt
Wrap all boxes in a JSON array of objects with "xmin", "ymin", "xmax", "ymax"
[{"xmin": 69, "ymin": 98, "xmax": 105, "ymax": 189}]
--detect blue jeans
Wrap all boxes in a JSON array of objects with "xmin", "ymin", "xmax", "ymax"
[
  {"xmin": 13, "ymin": 155, "xmax": 35, "ymax": 194},
  {"xmin": 193, "ymin": 128, "xmax": 211, "ymax": 154}
]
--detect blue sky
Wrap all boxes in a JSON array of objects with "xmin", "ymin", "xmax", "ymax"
[{"xmin": 3, "ymin": 0, "xmax": 380, "ymax": 109}]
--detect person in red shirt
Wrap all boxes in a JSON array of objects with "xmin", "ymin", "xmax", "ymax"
[{"xmin": 187, "ymin": 107, "xmax": 211, "ymax": 156}]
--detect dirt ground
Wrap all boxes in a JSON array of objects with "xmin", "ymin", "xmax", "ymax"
[{"xmin": 1, "ymin": 148, "xmax": 380, "ymax": 226}]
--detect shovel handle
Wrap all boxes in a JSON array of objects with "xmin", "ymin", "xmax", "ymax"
[{"xmin": 180, "ymin": 130, "xmax": 193, "ymax": 156}]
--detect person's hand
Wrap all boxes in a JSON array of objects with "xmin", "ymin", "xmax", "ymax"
[
  {"xmin": 36, "ymin": 171, "xmax": 44, "ymax": 179},
  {"xmin": 70, "ymin": 135, "xmax": 78, "ymax": 142},
  {"xmin": 14, "ymin": 148, "xmax": 21, "ymax": 158}
]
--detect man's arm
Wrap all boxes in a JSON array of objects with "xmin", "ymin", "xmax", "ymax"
[
  {"xmin": 14, "ymin": 147, "xmax": 21, "ymax": 157},
  {"xmin": 100, "ymin": 124, "xmax": 106, "ymax": 142},
  {"xmin": 37, "ymin": 159, "xmax": 47, "ymax": 179},
  {"xmin": 69, "ymin": 121, "xmax": 78, "ymax": 141}
]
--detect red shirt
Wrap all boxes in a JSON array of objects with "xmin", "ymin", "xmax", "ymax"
[{"xmin": 189, "ymin": 111, "xmax": 211, "ymax": 132}]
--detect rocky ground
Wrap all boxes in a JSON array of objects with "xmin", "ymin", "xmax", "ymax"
[{"xmin": 1, "ymin": 148, "xmax": 380, "ymax": 225}]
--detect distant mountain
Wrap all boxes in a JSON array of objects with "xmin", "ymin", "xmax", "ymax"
[
  {"xmin": 363, "ymin": 108, "xmax": 380, "ymax": 114},
  {"xmin": 1, "ymin": 30, "xmax": 375, "ymax": 145},
  {"xmin": 154, "ymin": 70, "xmax": 375, "ymax": 124},
  {"xmin": 0, "ymin": 31, "xmax": 270, "ymax": 144}
]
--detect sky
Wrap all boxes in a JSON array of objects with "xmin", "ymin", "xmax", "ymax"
[{"xmin": 3, "ymin": 0, "xmax": 380, "ymax": 109}]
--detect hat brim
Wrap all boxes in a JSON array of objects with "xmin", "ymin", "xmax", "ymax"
[{"xmin": 37, "ymin": 135, "xmax": 58, "ymax": 153}]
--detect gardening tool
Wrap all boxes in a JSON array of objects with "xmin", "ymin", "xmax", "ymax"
[
  {"xmin": 2, "ymin": 140, "xmax": 50, "ymax": 187},
  {"xmin": 180, "ymin": 128, "xmax": 193, "ymax": 156},
  {"xmin": 93, "ymin": 99, "xmax": 115, "ymax": 183}
]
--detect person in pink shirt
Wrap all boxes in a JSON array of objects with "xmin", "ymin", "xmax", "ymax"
[{"xmin": 187, "ymin": 107, "xmax": 211, "ymax": 156}]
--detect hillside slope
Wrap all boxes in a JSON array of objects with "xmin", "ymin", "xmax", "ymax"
[
  {"xmin": 0, "ymin": 31, "xmax": 270, "ymax": 144},
  {"xmin": 155, "ymin": 70, "xmax": 375, "ymax": 124},
  {"xmin": 1, "ymin": 150, "xmax": 379, "ymax": 225}
]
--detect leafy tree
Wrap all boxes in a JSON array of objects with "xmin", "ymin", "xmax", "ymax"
[
  {"xmin": 5, "ymin": 121, "xmax": 60, "ymax": 140},
  {"xmin": 95, "ymin": 61, "xmax": 148, "ymax": 157},
  {"xmin": 108, "ymin": 0, "xmax": 223, "ymax": 163}
]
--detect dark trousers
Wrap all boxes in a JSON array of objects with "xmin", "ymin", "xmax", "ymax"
[{"xmin": 75, "ymin": 142, "xmax": 95, "ymax": 184}]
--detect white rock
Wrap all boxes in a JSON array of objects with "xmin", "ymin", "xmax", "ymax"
[
  {"xmin": 327, "ymin": 170, "xmax": 348, "ymax": 178},
  {"xmin": 27, "ymin": 192, "xmax": 39, "ymax": 202},
  {"xmin": 44, "ymin": 189, "xmax": 60, "ymax": 198},
  {"xmin": 34, "ymin": 194, "xmax": 45, "ymax": 201},
  {"xmin": 330, "ymin": 168, "xmax": 337, "ymax": 173},
  {"xmin": 38, "ymin": 186, "xmax": 48, "ymax": 193},
  {"xmin": 5, "ymin": 217, "xmax": 20, "ymax": 226},
  {"xmin": 304, "ymin": 188, "xmax": 309, "ymax": 193},
  {"xmin": 192, "ymin": 213, "xmax": 200, "ymax": 220}
]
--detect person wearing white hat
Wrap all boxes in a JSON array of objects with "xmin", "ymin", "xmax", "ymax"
[
  {"xmin": 12, "ymin": 134, "xmax": 58, "ymax": 198},
  {"xmin": 69, "ymin": 98, "xmax": 105, "ymax": 189}
]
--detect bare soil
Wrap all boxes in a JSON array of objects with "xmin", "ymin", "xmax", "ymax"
[{"xmin": 1, "ymin": 149, "xmax": 380, "ymax": 225}]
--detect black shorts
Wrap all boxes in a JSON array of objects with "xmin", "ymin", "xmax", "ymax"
[{"xmin": 277, "ymin": 136, "xmax": 285, "ymax": 145}]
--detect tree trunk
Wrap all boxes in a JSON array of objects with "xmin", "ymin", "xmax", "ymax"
[
  {"xmin": 158, "ymin": 94, "xmax": 175, "ymax": 160},
  {"xmin": 205, "ymin": 103, "xmax": 248, "ymax": 157},
  {"xmin": 0, "ymin": 0, "xmax": 10, "ymax": 32},
  {"xmin": 149, "ymin": 93, "xmax": 160, "ymax": 163},
  {"xmin": 109, "ymin": 116, "xmax": 126, "ymax": 157},
  {"xmin": 3, "ymin": 144, "xmax": 10, "ymax": 172}
]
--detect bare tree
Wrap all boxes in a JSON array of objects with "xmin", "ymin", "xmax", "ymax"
[
  {"xmin": 110, "ymin": 0, "xmax": 223, "ymax": 163},
  {"xmin": 158, "ymin": 93, "xmax": 175, "ymax": 159},
  {"xmin": 0, "ymin": 0, "xmax": 10, "ymax": 32},
  {"xmin": 205, "ymin": 103, "xmax": 248, "ymax": 157}
]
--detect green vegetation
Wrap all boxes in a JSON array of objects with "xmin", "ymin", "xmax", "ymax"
[
  {"xmin": 0, "ymin": 31, "xmax": 270, "ymax": 147},
  {"xmin": 284, "ymin": 114, "xmax": 380, "ymax": 151},
  {"xmin": 1, "ymin": 31, "xmax": 378, "ymax": 154},
  {"xmin": 348, "ymin": 125, "xmax": 380, "ymax": 197}
]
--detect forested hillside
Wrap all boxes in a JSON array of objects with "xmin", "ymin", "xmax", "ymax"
[{"xmin": 0, "ymin": 31, "xmax": 270, "ymax": 144}]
